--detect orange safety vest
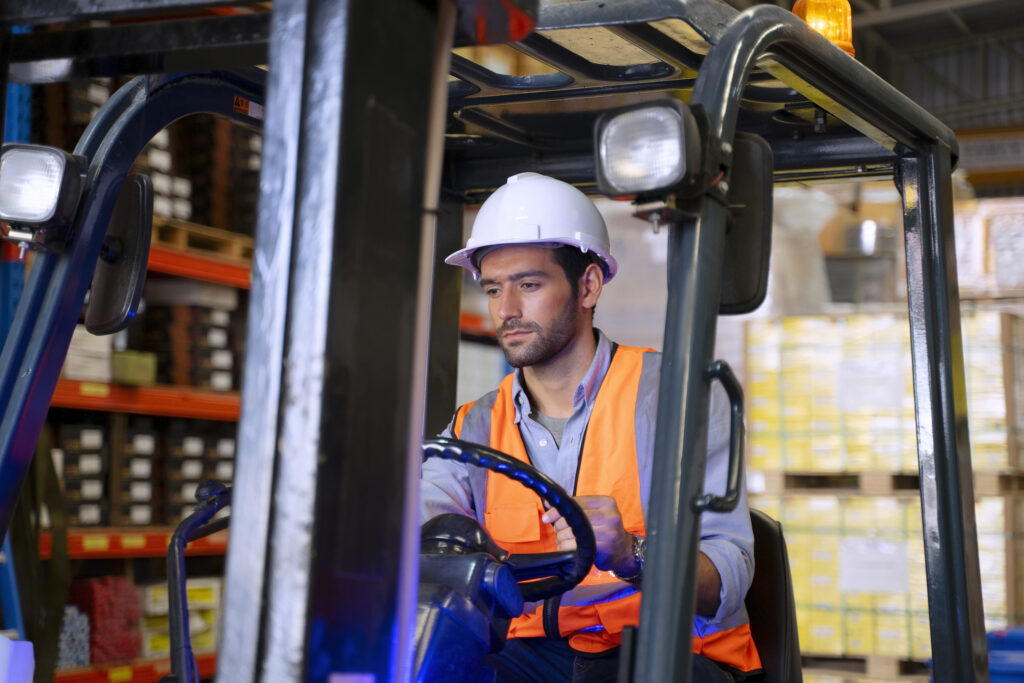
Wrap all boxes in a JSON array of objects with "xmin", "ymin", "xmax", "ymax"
[{"xmin": 454, "ymin": 345, "xmax": 762, "ymax": 672}]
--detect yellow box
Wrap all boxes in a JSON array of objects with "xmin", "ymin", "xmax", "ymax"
[
  {"xmin": 874, "ymin": 613, "xmax": 910, "ymax": 657},
  {"xmin": 748, "ymin": 434, "xmax": 781, "ymax": 472},
  {"xmin": 842, "ymin": 609, "xmax": 876, "ymax": 656},
  {"xmin": 783, "ymin": 437, "xmax": 813, "ymax": 471},
  {"xmin": 141, "ymin": 625, "xmax": 217, "ymax": 660},
  {"xmin": 140, "ymin": 577, "xmax": 222, "ymax": 616},
  {"xmin": 911, "ymin": 612, "xmax": 932, "ymax": 659},
  {"xmin": 807, "ymin": 607, "xmax": 842, "ymax": 655}
]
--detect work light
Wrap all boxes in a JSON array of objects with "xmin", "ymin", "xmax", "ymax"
[
  {"xmin": 594, "ymin": 100, "xmax": 702, "ymax": 199},
  {"xmin": 0, "ymin": 143, "xmax": 87, "ymax": 251}
]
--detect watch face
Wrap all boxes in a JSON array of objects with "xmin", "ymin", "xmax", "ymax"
[{"xmin": 634, "ymin": 535, "xmax": 647, "ymax": 564}]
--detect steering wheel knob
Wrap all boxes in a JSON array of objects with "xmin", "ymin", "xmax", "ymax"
[{"xmin": 484, "ymin": 562, "xmax": 524, "ymax": 619}]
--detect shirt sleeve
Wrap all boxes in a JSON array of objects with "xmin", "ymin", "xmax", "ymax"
[
  {"xmin": 420, "ymin": 414, "xmax": 477, "ymax": 522},
  {"xmin": 698, "ymin": 382, "xmax": 756, "ymax": 623}
]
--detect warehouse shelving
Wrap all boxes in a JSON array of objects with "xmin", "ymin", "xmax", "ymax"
[
  {"xmin": 39, "ymin": 527, "xmax": 228, "ymax": 560},
  {"xmin": 147, "ymin": 244, "xmax": 251, "ymax": 290},
  {"xmin": 50, "ymin": 380, "xmax": 240, "ymax": 421},
  {"xmin": 54, "ymin": 651, "xmax": 217, "ymax": 683}
]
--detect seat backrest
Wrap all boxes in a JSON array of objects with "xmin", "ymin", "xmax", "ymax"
[{"xmin": 745, "ymin": 509, "xmax": 803, "ymax": 683}]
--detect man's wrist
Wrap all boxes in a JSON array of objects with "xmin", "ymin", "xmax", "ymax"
[{"xmin": 611, "ymin": 534, "xmax": 645, "ymax": 584}]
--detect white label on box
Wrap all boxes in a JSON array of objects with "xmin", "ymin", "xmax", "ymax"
[
  {"xmin": 839, "ymin": 537, "xmax": 909, "ymax": 593},
  {"xmin": 51, "ymin": 448, "xmax": 64, "ymax": 475},
  {"xmin": 81, "ymin": 479, "xmax": 103, "ymax": 500},
  {"xmin": 182, "ymin": 482, "xmax": 199, "ymax": 501},
  {"xmin": 130, "ymin": 481, "xmax": 153, "ymax": 501},
  {"xmin": 183, "ymin": 437, "xmax": 204, "ymax": 457},
  {"xmin": 87, "ymin": 82, "xmax": 110, "ymax": 105},
  {"xmin": 130, "ymin": 458, "xmax": 152, "ymax": 478},
  {"xmin": 211, "ymin": 371, "xmax": 232, "ymax": 391},
  {"xmin": 210, "ymin": 310, "xmax": 230, "ymax": 327},
  {"xmin": 130, "ymin": 505, "xmax": 152, "ymax": 525},
  {"xmin": 79, "ymin": 505, "xmax": 101, "ymax": 525},
  {"xmin": 213, "ymin": 349, "xmax": 237, "ymax": 371},
  {"xmin": 210, "ymin": 350, "xmax": 233, "ymax": 370},
  {"xmin": 172, "ymin": 198, "xmax": 192, "ymax": 220},
  {"xmin": 217, "ymin": 438, "xmax": 235, "ymax": 458},
  {"xmin": 838, "ymin": 352, "xmax": 904, "ymax": 411},
  {"xmin": 183, "ymin": 459, "xmax": 203, "ymax": 479},
  {"xmin": 151, "ymin": 129, "xmax": 170, "ymax": 149},
  {"xmin": 172, "ymin": 176, "xmax": 192, "ymax": 197},
  {"xmin": 79, "ymin": 454, "xmax": 102, "ymax": 475},
  {"xmin": 151, "ymin": 172, "xmax": 172, "ymax": 195},
  {"xmin": 746, "ymin": 470, "xmax": 766, "ymax": 494},
  {"xmin": 216, "ymin": 461, "xmax": 234, "ymax": 480},
  {"xmin": 207, "ymin": 328, "xmax": 228, "ymax": 348},
  {"xmin": 80, "ymin": 428, "xmax": 103, "ymax": 450},
  {"xmin": 154, "ymin": 195, "xmax": 172, "ymax": 217},
  {"xmin": 148, "ymin": 148, "xmax": 172, "ymax": 172},
  {"xmin": 133, "ymin": 433, "xmax": 156, "ymax": 455}
]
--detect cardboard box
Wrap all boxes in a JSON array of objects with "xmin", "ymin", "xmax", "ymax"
[
  {"xmin": 140, "ymin": 577, "xmax": 222, "ymax": 616},
  {"xmin": 111, "ymin": 351, "xmax": 158, "ymax": 386}
]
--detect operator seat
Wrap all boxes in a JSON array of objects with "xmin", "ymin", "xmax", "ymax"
[{"xmin": 745, "ymin": 509, "xmax": 803, "ymax": 683}]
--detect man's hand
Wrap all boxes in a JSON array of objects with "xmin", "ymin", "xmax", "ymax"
[{"xmin": 541, "ymin": 495, "xmax": 637, "ymax": 576}]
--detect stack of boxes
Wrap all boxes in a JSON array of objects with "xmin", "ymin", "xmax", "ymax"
[
  {"xmin": 751, "ymin": 492, "xmax": 1024, "ymax": 660},
  {"xmin": 112, "ymin": 417, "xmax": 161, "ymax": 526},
  {"xmin": 746, "ymin": 309, "xmax": 1024, "ymax": 662},
  {"xmin": 53, "ymin": 422, "xmax": 109, "ymax": 526},
  {"xmin": 173, "ymin": 115, "xmax": 261, "ymax": 236},
  {"xmin": 134, "ymin": 280, "xmax": 242, "ymax": 392},
  {"xmin": 746, "ymin": 310, "xmax": 1024, "ymax": 474},
  {"xmin": 164, "ymin": 420, "xmax": 236, "ymax": 522},
  {"xmin": 139, "ymin": 129, "xmax": 193, "ymax": 222},
  {"xmin": 47, "ymin": 413, "xmax": 237, "ymax": 528},
  {"xmin": 138, "ymin": 577, "xmax": 223, "ymax": 659},
  {"xmin": 62, "ymin": 325, "xmax": 113, "ymax": 384}
]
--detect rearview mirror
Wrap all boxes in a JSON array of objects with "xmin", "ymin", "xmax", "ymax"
[
  {"xmin": 718, "ymin": 132, "xmax": 773, "ymax": 315},
  {"xmin": 85, "ymin": 174, "xmax": 153, "ymax": 334}
]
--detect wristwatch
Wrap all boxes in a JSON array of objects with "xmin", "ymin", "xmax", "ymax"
[{"xmin": 612, "ymin": 534, "xmax": 646, "ymax": 584}]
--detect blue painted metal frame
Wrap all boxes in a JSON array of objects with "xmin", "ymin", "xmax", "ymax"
[
  {"xmin": 0, "ymin": 68, "xmax": 266, "ymax": 542},
  {"xmin": 0, "ymin": 536, "xmax": 24, "ymax": 638},
  {"xmin": 0, "ymin": 55, "xmax": 33, "ymax": 641}
]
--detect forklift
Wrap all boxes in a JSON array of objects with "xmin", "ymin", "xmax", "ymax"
[{"xmin": 0, "ymin": 0, "xmax": 988, "ymax": 681}]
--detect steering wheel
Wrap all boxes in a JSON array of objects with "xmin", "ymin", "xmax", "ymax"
[{"xmin": 422, "ymin": 437, "xmax": 597, "ymax": 602}]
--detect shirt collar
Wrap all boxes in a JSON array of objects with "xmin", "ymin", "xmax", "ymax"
[{"xmin": 511, "ymin": 329, "xmax": 614, "ymax": 424}]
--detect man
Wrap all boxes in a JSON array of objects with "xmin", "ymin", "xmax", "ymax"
[{"xmin": 422, "ymin": 172, "xmax": 762, "ymax": 682}]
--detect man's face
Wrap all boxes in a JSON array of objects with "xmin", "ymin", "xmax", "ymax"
[{"xmin": 478, "ymin": 245, "xmax": 582, "ymax": 369}]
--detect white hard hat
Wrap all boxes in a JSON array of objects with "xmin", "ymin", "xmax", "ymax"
[{"xmin": 445, "ymin": 172, "xmax": 617, "ymax": 282}]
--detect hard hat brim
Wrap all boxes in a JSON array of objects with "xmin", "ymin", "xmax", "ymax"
[{"xmin": 445, "ymin": 238, "xmax": 618, "ymax": 283}]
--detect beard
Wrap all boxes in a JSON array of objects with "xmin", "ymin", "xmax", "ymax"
[{"xmin": 497, "ymin": 297, "xmax": 580, "ymax": 369}]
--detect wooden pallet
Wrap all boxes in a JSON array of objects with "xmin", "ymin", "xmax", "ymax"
[
  {"xmin": 756, "ymin": 469, "xmax": 1024, "ymax": 496},
  {"xmin": 802, "ymin": 654, "xmax": 931, "ymax": 680},
  {"xmin": 151, "ymin": 215, "xmax": 253, "ymax": 262}
]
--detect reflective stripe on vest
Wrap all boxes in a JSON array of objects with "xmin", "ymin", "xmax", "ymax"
[{"xmin": 453, "ymin": 345, "xmax": 762, "ymax": 671}]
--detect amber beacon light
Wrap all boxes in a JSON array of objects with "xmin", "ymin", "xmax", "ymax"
[{"xmin": 792, "ymin": 0, "xmax": 855, "ymax": 57}]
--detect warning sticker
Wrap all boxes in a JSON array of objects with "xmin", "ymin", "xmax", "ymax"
[{"xmin": 232, "ymin": 95, "xmax": 265, "ymax": 121}]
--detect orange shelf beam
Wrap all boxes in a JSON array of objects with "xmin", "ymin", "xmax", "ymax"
[
  {"xmin": 459, "ymin": 311, "xmax": 496, "ymax": 340},
  {"xmin": 147, "ymin": 245, "xmax": 251, "ymax": 289},
  {"xmin": 51, "ymin": 380, "xmax": 240, "ymax": 421},
  {"xmin": 55, "ymin": 652, "xmax": 216, "ymax": 683},
  {"xmin": 40, "ymin": 527, "xmax": 228, "ymax": 560}
]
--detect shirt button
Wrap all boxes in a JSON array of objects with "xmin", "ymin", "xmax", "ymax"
[{"xmin": 539, "ymin": 439, "xmax": 548, "ymax": 447}]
